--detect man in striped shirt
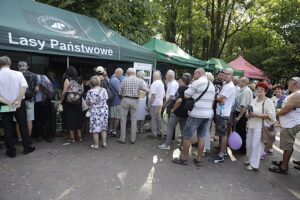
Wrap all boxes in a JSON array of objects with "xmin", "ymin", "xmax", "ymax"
[
  {"xmin": 172, "ymin": 68, "xmax": 215, "ymax": 166},
  {"xmin": 117, "ymin": 68, "xmax": 149, "ymax": 144}
]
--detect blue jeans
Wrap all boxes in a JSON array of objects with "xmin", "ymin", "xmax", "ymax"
[
  {"xmin": 165, "ymin": 113, "xmax": 187, "ymax": 146},
  {"xmin": 182, "ymin": 116, "xmax": 209, "ymax": 140}
]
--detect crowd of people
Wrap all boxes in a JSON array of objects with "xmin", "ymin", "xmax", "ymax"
[{"xmin": 0, "ymin": 55, "xmax": 299, "ymax": 175}]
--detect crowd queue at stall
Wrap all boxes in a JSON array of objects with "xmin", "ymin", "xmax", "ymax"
[{"xmin": 0, "ymin": 55, "xmax": 300, "ymax": 175}]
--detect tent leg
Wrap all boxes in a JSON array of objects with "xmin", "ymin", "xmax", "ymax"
[{"xmin": 67, "ymin": 56, "xmax": 69, "ymax": 68}]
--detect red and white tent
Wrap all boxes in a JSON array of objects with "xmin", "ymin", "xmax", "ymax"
[{"xmin": 228, "ymin": 56, "xmax": 266, "ymax": 79}]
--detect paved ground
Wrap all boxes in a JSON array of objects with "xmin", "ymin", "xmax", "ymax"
[{"xmin": 0, "ymin": 123, "xmax": 299, "ymax": 200}]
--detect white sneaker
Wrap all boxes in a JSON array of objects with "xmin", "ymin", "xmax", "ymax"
[
  {"xmin": 158, "ymin": 144, "xmax": 171, "ymax": 150},
  {"xmin": 91, "ymin": 144, "xmax": 99, "ymax": 149}
]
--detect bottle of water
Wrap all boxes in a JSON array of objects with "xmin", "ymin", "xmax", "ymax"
[{"xmin": 220, "ymin": 104, "xmax": 224, "ymax": 117}]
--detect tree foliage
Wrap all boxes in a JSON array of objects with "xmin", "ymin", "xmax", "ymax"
[{"xmin": 37, "ymin": 0, "xmax": 300, "ymax": 82}]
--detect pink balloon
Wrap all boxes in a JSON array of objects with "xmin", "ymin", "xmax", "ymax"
[{"xmin": 228, "ymin": 131, "xmax": 242, "ymax": 150}]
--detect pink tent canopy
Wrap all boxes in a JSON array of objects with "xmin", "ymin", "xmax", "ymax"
[{"xmin": 228, "ymin": 56, "xmax": 266, "ymax": 79}]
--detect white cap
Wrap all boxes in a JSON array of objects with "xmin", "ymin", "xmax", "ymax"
[{"xmin": 95, "ymin": 66, "xmax": 105, "ymax": 74}]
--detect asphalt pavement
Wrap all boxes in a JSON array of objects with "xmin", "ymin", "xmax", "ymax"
[{"xmin": 0, "ymin": 122, "xmax": 299, "ymax": 200}]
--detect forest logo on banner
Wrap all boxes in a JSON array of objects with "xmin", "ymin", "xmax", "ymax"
[{"xmin": 38, "ymin": 16, "xmax": 77, "ymax": 37}]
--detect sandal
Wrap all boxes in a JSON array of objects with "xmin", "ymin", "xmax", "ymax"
[
  {"xmin": 269, "ymin": 165, "xmax": 288, "ymax": 174},
  {"xmin": 193, "ymin": 159, "xmax": 202, "ymax": 167},
  {"xmin": 172, "ymin": 158, "xmax": 188, "ymax": 165},
  {"xmin": 70, "ymin": 139, "xmax": 76, "ymax": 143},
  {"xmin": 78, "ymin": 137, "xmax": 83, "ymax": 142},
  {"xmin": 292, "ymin": 160, "xmax": 300, "ymax": 165},
  {"xmin": 271, "ymin": 160, "xmax": 282, "ymax": 166}
]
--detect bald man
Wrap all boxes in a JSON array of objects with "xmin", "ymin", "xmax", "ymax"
[
  {"xmin": 147, "ymin": 71, "xmax": 165, "ymax": 139},
  {"xmin": 211, "ymin": 68, "xmax": 236, "ymax": 163},
  {"xmin": 234, "ymin": 77, "xmax": 253, "ymax": 154},
  {"xmin": 108, "ymin": 68, "xmax": 124, "ymax": 137}
]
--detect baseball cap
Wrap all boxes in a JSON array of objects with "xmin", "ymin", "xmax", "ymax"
[
  {"xmin": 181, "ymin": 73, "xmax": 192, "ymax": 82},
  {"xmin": 95, "ymin": 66, "xmax": 105, "ymax": 74},
  {"xmin": 215, "ymin": 69, "xmax": 224, "ymax": 74}
]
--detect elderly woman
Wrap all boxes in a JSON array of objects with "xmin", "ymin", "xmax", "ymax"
[
  {"xmin": 244, "ymin": 82, "xmax": 276, "ymax": 171},
  {"xmin": 85, "ymin": 76, "xmax": 109, "ymax": 149},
  {"xmin": 136, "ymin": 71, "xmax": 148, "ymax": 133}
]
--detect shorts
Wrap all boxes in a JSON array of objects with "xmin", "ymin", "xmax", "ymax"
[
  {"xmin": 215, "ymin": 115, "xmax": 230, "ymax": 137},
  {"xmin": 13, "ymin": 100, "xmax": 35, "ymax": 122},
  {"xmin": 182, "ymin": 116, "xmax": 209, "ymax": 140},
  {"xmin": 280, "ymin": 124, "xmax": 300, "ymax": 151},
  {"xmin": 110, "ymin": 105, "xmax": 121, "ymax": 119}
]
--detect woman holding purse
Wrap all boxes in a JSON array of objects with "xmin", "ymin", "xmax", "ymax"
[{"xmin": 244, "ymin": 82, "xmax": 276, "ymax": 171}]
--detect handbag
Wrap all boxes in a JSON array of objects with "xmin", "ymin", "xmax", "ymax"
[
  {"xmin": 184, "ymin": 81, "xmax": 210, "ymax": 111},
  {"xmin": 82, "ymin": 98, "xmax": 88, "ymax": 111},
  {"xmin": 261, "ymin": 100, "xmax": 275, "ymax": 143}
]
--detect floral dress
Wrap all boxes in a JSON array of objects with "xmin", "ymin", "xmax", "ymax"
[{"xmin": 85, "ymin": 87, "xmax": 108, "ymax": 133}]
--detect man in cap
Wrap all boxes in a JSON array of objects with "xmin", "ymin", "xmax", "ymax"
[
  {"xmin": 269, "ymin": 77, "xmax": 300, "ymax": 174},
  {"xmin": 158, "ymin": 73, "xmax": 192, "ymax": 150}
]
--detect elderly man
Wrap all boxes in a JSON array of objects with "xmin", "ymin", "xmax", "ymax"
[
  {"xmin": 108, "ymin": 68, "xmax": 124, "ymax": 137},
  {"xmin": 0, "ymin": 56, "xmax": 35, "ymax": 158},
  {"xmin": 118, "ymin": 68, "xmax": 149, "ymax": 144},
  {"xmin": 147, "ymin": 71, "xmax": 165, "ymax": 139},
  {"xmin": 210, "ymin": 68, "xmax": 236, "ymax": 163},
  {"xmin": 234, "ymin": 77, "xmax": 253, "ymax": 154},
  {"xmin": 158, "ymin": 73, "xmax": 192, "ymax": 150},
  {"xmin": 172, "ymin": 68, "xmax": 215, "ymax": 166},
  {"xmin": 17, "ymin": 61, "xmax": 37, "ymax": 138},
  {"xmin": 269, "ymin": 77, "xmax": 300, "ymax": 174},
  {"xmin": 162, "ymin": 70, "xmax": 179, "ymax": 139}
]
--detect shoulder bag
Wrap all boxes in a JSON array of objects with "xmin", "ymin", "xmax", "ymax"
[
  {"xmin": 261, "ymin": 99, "xmax": 275, "ymax": 143},
  {"xmin": 184, "ymin": 81, "xmax": 210, "ymax": 111}
]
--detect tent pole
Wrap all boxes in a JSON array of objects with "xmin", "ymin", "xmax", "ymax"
[{"xmin": 67, "ymin": 56, "xmax": 69, "ymax": 68}]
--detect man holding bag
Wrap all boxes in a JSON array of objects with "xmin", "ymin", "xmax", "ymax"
[{"xmin": 172, "ymin": 68, "xmax": 215, "ymax": 166}]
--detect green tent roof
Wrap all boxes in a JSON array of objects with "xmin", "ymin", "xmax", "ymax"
[
  {"xmin": 207, "ymin": 58, "xmax": 244, "ymax": 77},
  {"xmin": 143, "ymin": 38, "xmax": 209, "ymax": 69},
  {"xmin": 0, "ymin": 0, "xmax": 155, "ymax": 65}
]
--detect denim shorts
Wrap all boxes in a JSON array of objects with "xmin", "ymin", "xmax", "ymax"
[{"xmin": 182, "ymin": 116, "xmax": 209, "ymax": 140}]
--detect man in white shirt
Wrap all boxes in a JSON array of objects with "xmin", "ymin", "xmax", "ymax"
[
  {"xmin": 172, "ymin": 68, "xmax": 215, "ymax": 166},
  {"xmin": 162, "ymin": 70, "xmax": 179, "ymax": 139},
  {"xmin": 147, "ymin": 71, "xmax": 165, "ymax": 138},
  {"xmin": 0, "ymin": 56, "xmax": 35, "ymax": 158},
  {"xmin": 269, "ymin": 77, "xmax": 300, "ymax": 174},
  {"xmin": 211, "ymin": 68, "xmax": 236, "ymax": 163}
]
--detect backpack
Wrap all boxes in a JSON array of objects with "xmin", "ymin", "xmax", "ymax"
[
  {"xmin": 40, "ymin": 75, "xmax": 55, "ymax": 101},
  {"xmin": 24, "ymin": 71, "xmax": 37, "ymax": 101},
  {"xmin": 66, "ymin": 79, "xmax": 83, "ymax": 105},
  {"xmin": 102, "ymin": 78, "xmax": 114, "ymax": 101}
]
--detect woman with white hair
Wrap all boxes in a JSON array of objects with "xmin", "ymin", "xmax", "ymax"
[
  {"xmin": 136, "ymin": 71, "xmax": 148, "ymax": 133},
  {"xmin": 85, "ymin": 76, "xmax": 109, "ymax": 149}
]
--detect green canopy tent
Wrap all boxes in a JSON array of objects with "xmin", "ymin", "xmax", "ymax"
[
  {"xmin": 207, "ymin": 58, "xmax": 244, "ymax": 77},
  {"xmin": 143, "ymin": 38, "xmax": 210, "ymax": 71},
  {"xmin": 0, "ymin": 0, "xmax": 155, "ymax": 65}
]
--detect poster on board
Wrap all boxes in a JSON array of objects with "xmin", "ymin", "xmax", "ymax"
[{"xmin": 133, "ymin": 62, "xmax": 152, "ymax": 85}]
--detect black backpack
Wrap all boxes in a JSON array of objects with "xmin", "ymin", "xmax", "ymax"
[
  {"xmin": 24, "ymin": 71, "xmax": 37, "ymax": 101},
  {"xmin": 102, "ymin": 78, "xmax": 114, "ymax": 101}
]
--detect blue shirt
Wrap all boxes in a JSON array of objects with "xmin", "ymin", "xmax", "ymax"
[{"xmin": 109, "ymin": 75, "xmax": 122, "ymax": 106}]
